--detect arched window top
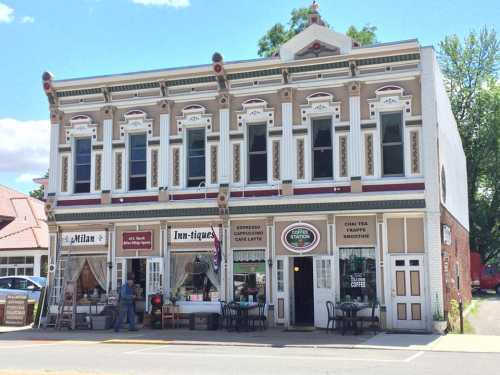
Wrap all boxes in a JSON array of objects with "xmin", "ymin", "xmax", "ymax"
[
  {"xmin": 124, "ymin": 109, "xmax": 147, "ymax": 118},
  {"xmin": 182, "ymin": 104, "xmax": 206, "ymax": 113},
  {"xmin": 375, "ymin": 85, "xmax": 404, "ymax": 95},
  {"xmin": 70, "ymin": 115, "xmax": 92, "ymax": 123},
  {"xmin": 307, "ymin": 92, "xmax": 333, "ymax": 100},
  {"xmin": 242, "ymin": 98, "xmax": 267, "ymax": 106}
]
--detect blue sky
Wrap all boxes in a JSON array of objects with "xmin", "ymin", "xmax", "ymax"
[{"xmin": 0, "ymin": 0, "xmax": 498, "ymax": 194}]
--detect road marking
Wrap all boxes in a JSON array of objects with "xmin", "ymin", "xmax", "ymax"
[
  {"xmin": 404, "ymin": 351, "xmax": 425, "ymax": 362},
  {"xmin": 124, "ymin": 346, "xmax": 422, "ymax": 363},
  {"xmin": 0, "ymin": 342, "xmax": 61, "ymax": 349}
]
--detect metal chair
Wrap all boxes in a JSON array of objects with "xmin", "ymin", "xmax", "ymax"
[
  {"xmin": 325, "ymin": 301, "xmax": 335, "ymax": 333},
  {"xmin": 250, "ymin": 303, "xmax": 267, "ymax": 331},
  {"xmin": 359, "ymin": 301, "xmax": 380, "ymax": 334}
]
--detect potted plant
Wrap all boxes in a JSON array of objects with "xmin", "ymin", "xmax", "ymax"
[{"xmin": 432, "ymin": 293, "xmax": 448, "ymax": 334}]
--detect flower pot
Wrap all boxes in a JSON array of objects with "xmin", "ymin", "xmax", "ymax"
[{"xmin": 432, "ymin": 320, "xmax": 447, "ymax": 334}]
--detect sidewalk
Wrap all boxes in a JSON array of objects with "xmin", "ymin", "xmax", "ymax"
[{"xmin": 1, "ymin": 327, "xmax": 499, "ymax": 353}]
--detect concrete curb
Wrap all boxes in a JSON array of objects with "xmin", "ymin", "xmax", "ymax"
[{"xmin": 96, "ymin": 336, "xmax": 500, "ymax": 354}]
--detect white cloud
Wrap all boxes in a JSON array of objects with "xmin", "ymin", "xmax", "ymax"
[
  {"xmin": 0, "ymin": 2, "xmax": 14, "ymax": 23},
  {"xmin": 15, "ymin": 173, "xmax": 40, "ymax": 183},
  {"xmin": 132, "ymin": 0, "xmax": 190, "ymax": 8},
  {"xmin": 21, "ymin": 16, "xmax": 34, "ymax": 24},
  {"xmin": 0, "ymin": 119, "xmax": 50, "ymax": 179}
]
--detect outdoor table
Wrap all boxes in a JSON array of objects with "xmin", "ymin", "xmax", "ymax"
[
  {"xmin": 228, "ymin": 302, "xmax": 258, "ymax": 332},
  {"xmin": 338, "ymin": 302, "xmax": 369, "ymax": 335}
]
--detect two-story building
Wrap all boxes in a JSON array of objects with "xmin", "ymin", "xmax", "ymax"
[{"xmin": 42, "ymin": 8, "xmax": 470, "ymax": 331}]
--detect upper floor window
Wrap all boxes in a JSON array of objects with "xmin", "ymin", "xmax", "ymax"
[
  {"xmin": 248, "ymin": 124, "xmax": 267, "ymax": 183},
  {"xmin": 381, "ymin": 112, "xmax": 404, "ymax": 176},
  {"xmin": 312, "ymin": 118, "xmax": 333, "ymax": 179},
  {"xmin": 129, "ymin": 133, "xmax": 147, "ymax": 191},
  {"xmin": 74, "ymin": 138, "xmax": 91, "ymax": 193},
  {"xmin": 187, "ymin": 128, "xmax": 206, "ymax": 187}
]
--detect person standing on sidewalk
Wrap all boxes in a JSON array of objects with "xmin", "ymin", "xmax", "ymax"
[{"xmin": 114, "ymin": 277, "xmax": 138, "ymax": 332}]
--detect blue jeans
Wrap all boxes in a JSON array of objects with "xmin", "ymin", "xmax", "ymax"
[{"xmin": 114, "ymin": 303, "xmax": 136, "ymax": 331}]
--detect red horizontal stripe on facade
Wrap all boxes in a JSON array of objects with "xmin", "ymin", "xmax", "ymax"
[
  {"xmin": 230, "ymin": 189, "xmax": 280, "ymax": 198},
  {"xmin": 171, "ymin": 192, "xmax": 218, "ymax": 200},
  {"xmin": 57, "ymin": 198, "xmax": 101, "ymax": 206},
  {"xmin": 111, "ymin": 196, "xmax": 158, "ymax": 203},
  {"xmin": 293, "ymin": 186, "xmax": 351, "ymax": 195},
  {"xmin": 362, "ymin": 183, "xmax": 425, "ymax": 192}
]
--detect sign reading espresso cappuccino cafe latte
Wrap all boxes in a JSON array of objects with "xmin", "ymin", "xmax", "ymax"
[{"xmin": 282, "ymin": 223, "xmax": 320, "ymax": 253}]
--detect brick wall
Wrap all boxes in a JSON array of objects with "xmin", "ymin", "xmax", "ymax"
[{"xmin": 441, "ymin": 205, "xmax": 471, "ymax": 313}]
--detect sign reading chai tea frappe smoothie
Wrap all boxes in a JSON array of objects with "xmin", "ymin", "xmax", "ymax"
[{"xmin": 336, "ymin": 216, "xmax": 376, "ymax": 246}]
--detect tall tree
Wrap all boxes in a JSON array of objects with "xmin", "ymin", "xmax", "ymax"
[
  {"xmin": 257, "ymin": 7, "xmax": 376, "ymax": 57},
  {"xmin": 439, "ymin": 28, "xmax": 500, "ymax": 264},
  {"xmin": 29, "ymin": 170, "xmax": 48, "ymax": 201}
]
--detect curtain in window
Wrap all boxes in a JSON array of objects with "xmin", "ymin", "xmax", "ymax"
[
  {"xmin": 200, "ymin": 253, "xmax": 221, "ymax": 291},
  {"xmin": 65, "ymin": 256, "xmax": 87, "ymax": 283},
  {"xmin": 170, "ymin": 253, "xmax": 192, "ymax": 294},
  {"xmin": 87, "ymin": 256, "xmax": 107, "ymax": 291}
]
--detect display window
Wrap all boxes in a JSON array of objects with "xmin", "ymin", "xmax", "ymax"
[
  {"xmin": 233, "ymin": 261, "xmax": 266, "ymax": 303},
  {"xmin": 170, "ymin": 252, "xmax": 220, "ymax": 302},
  {"xmin": 339, "ymin": 247, "xmax": 377, "ymax": 303}
]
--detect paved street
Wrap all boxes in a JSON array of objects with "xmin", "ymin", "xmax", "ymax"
[
  {"xmin": 0, "ymin": 339, "xmax": 499, "ymax": 375},
  {"xmin": 469, "ymin": 295, "xmax": 500, "ymax": 335}
]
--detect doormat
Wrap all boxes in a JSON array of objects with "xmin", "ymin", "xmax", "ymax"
[{"xmin": 284, "ymin": 326, "xmax": 315, "ymax": 332}]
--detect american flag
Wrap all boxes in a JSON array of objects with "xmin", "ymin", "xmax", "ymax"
[{"xmin": 211, "ymin": 225, "xmax": 222, "ymax": 273}]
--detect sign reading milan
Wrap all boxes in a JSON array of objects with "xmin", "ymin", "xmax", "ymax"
[
  {"xmin": 62, "ymin": 231, "xmax": 107, "ymax": 247},
  {"xmin": 123, "ymin": 231, "xmax": 153, "ymax": 251}
]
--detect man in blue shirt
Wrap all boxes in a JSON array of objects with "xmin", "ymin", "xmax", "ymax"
[{"xmin": 114, "ymin": 278, "xmax": 137, "ymax": 332}]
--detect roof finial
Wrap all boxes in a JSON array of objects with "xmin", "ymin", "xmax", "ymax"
[{"xmin": 308, "ymin": 1, "xmax": 325, "ymax": 26}]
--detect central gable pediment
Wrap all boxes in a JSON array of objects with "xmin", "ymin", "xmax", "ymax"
[{"xmin": 279, "ymin": 23, "xmax": 353, "ymax": 62}]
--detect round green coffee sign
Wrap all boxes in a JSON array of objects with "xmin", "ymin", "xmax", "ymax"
[{"xmin": 281, "ymin": 223, "xmax": 320, "ymax": 253}]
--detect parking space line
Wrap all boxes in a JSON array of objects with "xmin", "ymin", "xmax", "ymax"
[{"xmin": 124, "ymin": 347, "xmax": 423, "ymax": 363}]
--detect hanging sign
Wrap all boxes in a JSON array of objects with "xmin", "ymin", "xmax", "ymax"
[
  {"xmin": 123, "ymin": 231, "xmax": 153, "ymax": 250},
  {"xmin": 62, "ymin": 231, "xmax": 107, "ymax": 247},
  {"xmin": 171, "ymin": 228, "xmax": 215, "ymax": 243},
  {"xmin": 4, "ymin": 295, "xmax": 28, "ymax": 326},
  {"xmin": 281, "ymin": 223, "xmax": 320, "ymax": 253}
]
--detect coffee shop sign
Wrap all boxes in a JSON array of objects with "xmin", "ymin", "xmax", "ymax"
[{"xmin": 282, "ymin": 223, "xmax": 320, "ymax": 253}]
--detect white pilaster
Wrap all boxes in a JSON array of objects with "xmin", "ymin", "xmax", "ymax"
[
  {"xmin": 48, "ymin": 123, "xmax": 60, "ymax": 195},
  {"xmin": 102, "ymin": 118, "xmax": 113, "ymax": 191},
  {"xmin": 159, "ymin": 113, "xmax": 170, "ymax": 188},
  {"xmin": 421, "ymin": 47, "xmax": 444, "ymax": 321},
  {"xmin": 219, "ymin": 109, "xmax": 230, "ymax": 184},
  {"xmin": 348, "ymin": 95, "xmax": 362, "ymax": 177},
  {"xmin": 33, "ymin": 255, "xmax": 41, "ymax": 277},
  {"xmin": 281, "ymin": 102, "xmax": 293, "ymax": 181}
]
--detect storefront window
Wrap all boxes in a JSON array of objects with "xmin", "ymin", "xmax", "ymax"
[
  {"xmin": 233, "ymin": 261, "xmax": 266, "ymax": 302},
  {"xmin": 339, "ymin": 247, "xmax": 377, "ymax": 303},
  {"xmin": 277, "ymin": 259, "xmax": 284, "ymax": 292},
  {"xmin": 170, "ymin": 252, "xmax": 220, "ymax": 302}
]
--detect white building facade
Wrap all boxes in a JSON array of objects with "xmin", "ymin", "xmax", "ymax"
[{"xmin": 43, "ymin": 11, "xmax": 469, "ymax": 331}]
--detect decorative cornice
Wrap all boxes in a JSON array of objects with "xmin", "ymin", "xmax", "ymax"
[{"xmin": 53, "ymin": 199, "xmax": 425, "ymax": 222}]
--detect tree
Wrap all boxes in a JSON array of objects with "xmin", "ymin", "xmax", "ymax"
[
  {"xmin": 346, "ymin": 25, "xmax": 377, "ymax": 46},
  {"xmin": 438, "ymin": 28, "xmax": 500, "ymax": 264},
  {"xmin": 29, "ymin": 170, "xmax": 48, "ymax": 201},
  {"xmin": 257, "ymin": 7, "xmax": 376, "ymax": 57}
]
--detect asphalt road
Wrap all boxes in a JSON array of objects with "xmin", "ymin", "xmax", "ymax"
[
  {"xmin": 0, "ymin": 340, "xmax": 498, "ymax": 375},
  {"xmin": 469, "ymin": 295, "xmax": 500, "ymax": 335}
]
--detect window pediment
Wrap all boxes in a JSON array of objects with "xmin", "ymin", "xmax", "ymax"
[
  {"xmin": 119, "ymin": 109, "xmax": 153, "ymax": 140},
  {"xmin": 300, "ymin": 92, "xmax": 341, "ymax": 125},
  {"xmin": 176, "ymin": 104, "xmax": 213, "ymax": 132},
  {"xmin": 236, "ymin": 99, "xmax": 274, "ymax": 128},
  {"xmin": 65, "ymin": 115, "xmax": 97, "ymax": 141},
  {"xmin": 368, "ymin": 86, "xmax": 412, "ymax": 119}
]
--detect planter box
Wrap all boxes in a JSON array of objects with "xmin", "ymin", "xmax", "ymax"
[{"xmin": 432, "ymin": 320, "xmax": 447, "ymax": 334}]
